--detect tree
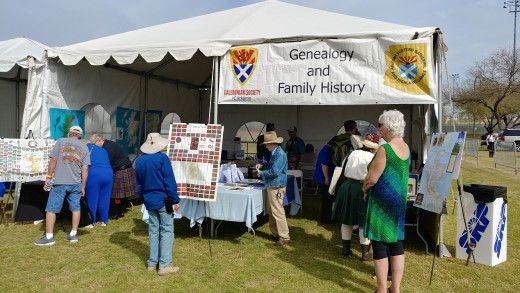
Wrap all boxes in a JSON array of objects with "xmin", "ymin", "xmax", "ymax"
[{"xmin": 451, "ymin": 48, "xmax": 520, "ymax": 131}]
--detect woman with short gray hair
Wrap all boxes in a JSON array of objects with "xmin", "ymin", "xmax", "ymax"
[{"xmin": 362, "ymin": 109, "xmax": 410, "ymax": 293}]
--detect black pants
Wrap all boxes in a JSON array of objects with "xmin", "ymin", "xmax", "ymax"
[{"xmin": 319, "ymin": 184, "xmax": 333, "ymax": 223}]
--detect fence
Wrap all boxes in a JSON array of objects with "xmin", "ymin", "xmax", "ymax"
[
  {"xmin": 494, "ymin": 141, "xmax": 518, "ymax": 175},
  {"xmin": 464, "ymin": 139, "xmax": 479, "ymax": 164}
]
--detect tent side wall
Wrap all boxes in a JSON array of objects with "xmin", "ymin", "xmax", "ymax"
[
  {"xmin": 22, "ymin": 58, "xmax": 202, "ymax": 140},
  {"xmin": 0, "ymin": 79, "xmax": 26, "ymax": 138}
]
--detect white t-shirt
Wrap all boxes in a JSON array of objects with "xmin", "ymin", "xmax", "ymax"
[
  {"xmin": 342, "ymin": 149, "xmax": 374, "ymax": 181},
  {"xmin": 487, "ymin": 133, "xmax": 497, "ymax": 143}
]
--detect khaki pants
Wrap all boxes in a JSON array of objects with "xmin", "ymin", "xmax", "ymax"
[{"xmin": 265, "ymin": 187, "xmax": 290, "ymax": 241}]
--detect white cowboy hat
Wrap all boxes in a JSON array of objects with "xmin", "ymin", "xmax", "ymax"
[
  {"xmin": 140, "ymin": 133, "xmax": 169, "ymax": 154},
  {"xmin": 262, "ymin": 131, "xmax": 283, "ymax": 144}
]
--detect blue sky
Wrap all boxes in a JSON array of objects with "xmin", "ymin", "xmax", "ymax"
[{"xmin": 0, "ymin": 0, "xmax": 513, "ymax": 83}]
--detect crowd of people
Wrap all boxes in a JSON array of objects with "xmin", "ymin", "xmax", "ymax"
[
  {"xmin": 30, "ymin": 109, "xmax": 411, "ymax": 286},
  {"xmin": 34, "ymin": 127, "xmax": 180, "ymax": 276}
]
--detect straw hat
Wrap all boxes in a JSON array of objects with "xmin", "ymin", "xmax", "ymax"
[
  {"xmin": 140, "ymin": 133, "xmax": 169, "ymax": 154},
  {"xmin": 262, "ymin": 131, "xmax": 283, "ymax": 144},
  {"xmin": 361, "ymin": 133, "xmax": 380, "ymax": 149}
]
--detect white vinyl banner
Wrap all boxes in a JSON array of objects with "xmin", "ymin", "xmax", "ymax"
[{"xmin": 218, "ymin": 38, "xmax": 437, "ymax": 105}]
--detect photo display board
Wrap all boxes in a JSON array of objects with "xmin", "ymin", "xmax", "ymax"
[
  {"xmin": 0, "ymin": 139, "xmax": 56, "ymax": 182},
  {"xmin": 414, "ymin": 132, "xmax": 466, "ymax": 214},
  {"xmin": 167, "ymin": 123, "xmax": 223, "ymax": 201}
]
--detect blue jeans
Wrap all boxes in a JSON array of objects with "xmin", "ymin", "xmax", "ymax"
[
  {"xmin": 147, "ymin": 206, "xmax": 174, "ymax": 268},
  {"xmin": 45, "ymin": 184, "xmax": 82, "ymax": 213}
]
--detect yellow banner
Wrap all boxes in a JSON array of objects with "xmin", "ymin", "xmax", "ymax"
[{"xmin": 384, "ymin": 43, "xmax": 430, "ymax": 95}]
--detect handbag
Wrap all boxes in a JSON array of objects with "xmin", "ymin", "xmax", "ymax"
[
  {"xmin": 79, "ymin": 197, "xmax": 94, "ymax": 227},
  {"xmin": 328, "ymin": 152, "xmax": 350, "ymax": 195}
]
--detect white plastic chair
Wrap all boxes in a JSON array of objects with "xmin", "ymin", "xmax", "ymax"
[{"xmin": 287, "ymin": 169, "xmax": 303, "ymax": 213}]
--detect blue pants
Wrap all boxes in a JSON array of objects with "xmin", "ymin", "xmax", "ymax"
[
  {"xmin": 86, "ymin": 167, "xmax": 114, "ymax": 223},
  {"xmin": 147, "ymin": 206, "xmax": 175, "ymax": 268}
]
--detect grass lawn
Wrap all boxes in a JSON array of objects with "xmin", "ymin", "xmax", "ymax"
[{"xmin": 0, "ymin": 150, "xmax": 517, "ymax": 292}]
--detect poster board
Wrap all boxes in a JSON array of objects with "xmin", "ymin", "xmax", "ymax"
[
  {"xmin": 49, "ymin": 108, "xmax": 85, "ymax": 139},
  {"xmin": 167, "ymin": 123, "xmax": 223, "ymax": 201},
  {"xmin": 0, "ymin": 139, "xmax": 55, "ymax": 182},
  {"xmin": 116, "ymin": 107, "xmax": 140, "ymax": 154},
  {"xmin": 414, "ymin": 132, "xmax": 466, "ymax": 214}
]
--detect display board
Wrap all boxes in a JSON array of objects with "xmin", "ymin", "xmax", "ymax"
[
  {"xmin": 0, "ymin": 139, "xmax": 55, "ymax": 181},
  {"xmin": 49, "ymin": 108, "xmax": 85, "ymax": 139},
  {"xmin": 115, "ymin": 106, "xmax": 140, "ymax": 154},
  {"xmin": 414, "ymin": 132, "xmax": 466, "ymax": 214},
  {"xmin": 167, "ymin": 123, "xmax": 223, "ymax": 201}
]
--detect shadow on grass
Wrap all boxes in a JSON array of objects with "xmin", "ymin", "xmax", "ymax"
[
  {"xmin": 263, "ymin": 226, "xmax": 375, "ymax": 291},
  {"xmin": 109, "ymin": 231, "xmax": 148, "ymax": 266}
]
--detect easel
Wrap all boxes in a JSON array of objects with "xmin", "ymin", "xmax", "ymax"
[{"xmin": 429, "ymin": 170, "xmax": 474, "ymax": 285}]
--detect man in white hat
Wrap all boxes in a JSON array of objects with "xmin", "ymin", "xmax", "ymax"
[
  {"xmin": 256, "ymin": 131, "xmax": 290, "ymax": 246},
  {"xmin": 35, "ymin": 125, "xmax": 91, "ymax": 246},
  {"xmin": 135, "ymin": 133, "xmax": 180, "ymax": 276}
]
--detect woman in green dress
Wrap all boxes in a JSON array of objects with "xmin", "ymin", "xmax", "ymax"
[{"xmin": 362, "ymin": 110, "xmax": 410, "ymax": 293}]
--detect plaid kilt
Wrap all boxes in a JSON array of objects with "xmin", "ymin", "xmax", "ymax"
[{"xmin": 112, "ymin": 167, "xmax": 138, "ymax": 199}]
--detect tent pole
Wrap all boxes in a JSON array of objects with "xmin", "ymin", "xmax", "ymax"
[
  {"xmin": 15, "ymin": 66, "xmax": 22, "ymax": 138},
  {"xmin": 213, "ymin": 57, "xmax": 219, "ymax": 124}
]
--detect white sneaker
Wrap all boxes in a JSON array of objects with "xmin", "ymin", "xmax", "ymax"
[{"xmin": 84, "ymin": 224, "xmax": 94, "ymax": 229}]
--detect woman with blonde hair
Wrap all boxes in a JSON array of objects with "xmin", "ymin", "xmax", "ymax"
[{"xmin": 363, "ymin": 110, "xmax": 410, "ymax": 293}]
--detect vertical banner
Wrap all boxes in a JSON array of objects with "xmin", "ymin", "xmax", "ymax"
[
  {"xmin": 414, "ymin": 132, "xmax": 466, "ymax": 214},
  {"xmin": 116, "ymin": 107, "xmax": 140, "ymax": 154},
  {"xmin": 167, "ymin": 123, "xmax": 223, "ymax": 201},
  {"xmin": 49, "ymin": 108, "xmax": 85, "ymax": 139},
  {"xmin": 0, "ymin": 139, "xmax": 56, "ymax": 181},
  {"xmin": 218, "ymin": 38, "xmax": 437, "ymax": 105},
  {"xmin": 143, "ymin": 110, "xmax": 163, "ymax": 140}
]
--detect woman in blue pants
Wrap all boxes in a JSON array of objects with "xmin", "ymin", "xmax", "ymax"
[{"xmin": 86, "ymin": 140, "xmax": 114, "ymax": 226}]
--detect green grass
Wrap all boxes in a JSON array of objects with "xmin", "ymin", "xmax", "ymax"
[{"xmin": 0, "ymin": 150, "xmax": 517, "ymax": 292}]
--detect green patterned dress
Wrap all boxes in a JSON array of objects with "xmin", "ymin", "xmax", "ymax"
[{"xmin": 364, "ymin": 144, "xmax": 410, "ymax": 242}]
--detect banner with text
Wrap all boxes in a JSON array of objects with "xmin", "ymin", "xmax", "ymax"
[{"xmin": 218, "ymin": 38, "xmax": 437, "ymax": 105}]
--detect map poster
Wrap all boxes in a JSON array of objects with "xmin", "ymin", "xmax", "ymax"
[
  {"xmin": 0, "ymin": 139, "xmax": 56, "ymax": 182},
  {"xmin": 49, "ymin": 108, "xmax": 85, "ymax": 139},
  {"xmin": 414, "ymin": 132, "xmax": 466, "ymax": 214},
  {"xmin": 116, "ymin": 107, "xmax": 140, "ymax": 154},
  {"xmin": 167, "ymin": 123, "xmax": 224, "ymax": 202},
  {"xmin": 143, "ymin": 110, "xmax": 163, "ymax": 141}
]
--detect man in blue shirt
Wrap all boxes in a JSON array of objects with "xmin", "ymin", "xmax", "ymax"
[
  {"xmin": 256, "ymin": 131, "xmax": 290, "ymax": 246},
  {"xmin": 285, "ymin": 126, "xmax": 305, "ymax": 170},
  {"xmin": 135, "ymin": 133, "xmax": 180, "ymax": 276},
  {"xmin": 313, "ymin": 136, "xmax": 337, "ymax": 224}
]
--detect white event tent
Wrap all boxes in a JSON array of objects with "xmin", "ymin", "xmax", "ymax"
[
  {"xmin": 0, "ymin": 37, "xmax": 48, "ymax": 138},
  {"xmin": 22, "ymin": 0, "xmax": 446, "ymax": 162}
]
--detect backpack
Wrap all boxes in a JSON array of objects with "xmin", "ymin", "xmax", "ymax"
[{"xmin": 331, "ymin": 133, "xmax": 354, "ymax": 167}]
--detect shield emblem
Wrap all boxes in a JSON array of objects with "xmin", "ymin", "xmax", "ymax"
[
  {"xmin": 230, "ymin": 47, "xmax": 258, "ymax": 86},
  {"xmin": 398, "ymin": 56, "xmax": 418, "ymax": 80}
]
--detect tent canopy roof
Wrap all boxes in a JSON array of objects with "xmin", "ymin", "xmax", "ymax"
[
  {"xmin": 0, "ymin": 37, "xmax": 49, "ymax": 72},
  {"xmin": 48, "ymin": 0, "xmax": 439, "ymax": 66}
]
